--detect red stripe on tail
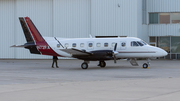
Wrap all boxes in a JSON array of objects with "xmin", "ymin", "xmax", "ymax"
[
  {"xmin": 25, "ymin": 17, "xmax": 44, "ymax": 42},
  {"xmin": 24, "ymin": 17, "xmax": 62, "ymax": 57}
]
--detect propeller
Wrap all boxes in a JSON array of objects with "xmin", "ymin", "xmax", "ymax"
[{"xmin": 113, "ymin": 43, "xmax": 118, "ymax": 63}]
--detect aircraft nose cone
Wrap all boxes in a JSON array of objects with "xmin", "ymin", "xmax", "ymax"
[
  {"xmin": 149, "ymin": 46, "xmax": 168, "ymax": 57},
  {"xmin": 157, "ymin": 48, "xmax": 168, "ymax": 57},
  {"xmin": 162, "ymin": 50, "xmax": 168, "ymax": 56},
  {"xmin": 155, "ymin": 47, "xmax": 168, "ymax": 57}
]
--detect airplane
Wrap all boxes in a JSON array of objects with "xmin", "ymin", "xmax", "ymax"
[{"xmin": 11, "ymin": 17, "xmax": 168, "ymax": 69}]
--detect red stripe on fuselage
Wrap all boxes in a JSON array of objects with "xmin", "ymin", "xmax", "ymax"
[{"xmin": 24, "ymin": 17, "xmax": 62, "ymax": 57}]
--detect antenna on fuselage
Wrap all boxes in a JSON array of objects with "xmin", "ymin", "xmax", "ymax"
[
  {"xmin": 89, "ymin": 34, "xmax": 93, "ymax": 38},
  {"xmin": 54, "ymin": 37, "xmax": 64, "ymax": 48}
]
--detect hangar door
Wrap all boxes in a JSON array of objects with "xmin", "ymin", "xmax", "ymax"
[
  {"xmin": 53, "ymin": 0, "xmax": 91, "ymax": 38},
  {"xmin": 0, "ymin": 0, "xmax": 53, "ymax": 59},
  {"xmin": 15, "ymin": 0, "xmax": 53, "ymax": 59}
]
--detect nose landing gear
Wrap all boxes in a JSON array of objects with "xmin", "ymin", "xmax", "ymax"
[
  {"xmin": 142, "ymin": 58, "xmax": 151, "ymax": 69},
  {"xmin": 142, "ymin": 63, "xmax": 149, "ymax": 69}
]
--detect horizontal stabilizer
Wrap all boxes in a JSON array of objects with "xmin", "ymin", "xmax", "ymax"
[{"xmin": 11, "ymin": 44, "xmax": 36, "ymax": 48}]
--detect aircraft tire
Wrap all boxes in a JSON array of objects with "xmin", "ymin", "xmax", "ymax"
[
  {"xmin": 100, "ymin": 61, "xmax": 106, "ymax": 68},
  {"xmin": 81, "ymin": 62, "xmax": 88, "ymax": 69},
  {"xmin": 142, "ymin": 63, "xmax": 148, "ymax": 69}
]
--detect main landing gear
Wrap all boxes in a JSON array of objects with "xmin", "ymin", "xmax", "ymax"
[
  {"xmin": 98, "ymin": 61, "xmax": 106, "ymax": 68},
  {"xmin": 81, "ymin": 61, "xmax": 89, "ymax": 69},
  {"xmin": 81, "ymin": 61, "xmax": 107, "ymax": 69}
]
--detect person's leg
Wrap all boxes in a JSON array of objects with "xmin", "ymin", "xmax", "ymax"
[
  {"xmin": 55, "ymin": 60, "xmax": 59, "ymax": 68},
  {"xmin": 52, "ymin": 60, "xmax": 55, "ymax": 68}
]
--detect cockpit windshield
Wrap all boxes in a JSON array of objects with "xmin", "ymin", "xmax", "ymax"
[
  {"xmin": 141, "ymin": 40, "xmax": 147, "ymax": 45},
  {"xmin": 137, "ymin": 41, "xmax": 143, "ymax": 46},
  {"xmin": 131, "ymin": 41, "xmax": 139, "ymax": 46},
  {"xmin": 131, "ymin": 40, "xmax": 147, "ymax": 47}
]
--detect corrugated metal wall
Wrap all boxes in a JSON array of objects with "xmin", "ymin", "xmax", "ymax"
[
  {"xmin": 15, "ymin": 0, "xmax": 53, "ymax": 59},
  {"xmin": 0, "ymin": 0, "xmax": 141, "ymax": 59},
  {"xmin": 3, "ymin": 0, "xmax": 179, "ymax": 59},
  {"xmin": 53, "ymin": 0, "xmax": 90, "ymax": 38},
  {"xmin": 0, "ymin": 0, "xmax": 15, "ymax": 58},
  {"xmin": 91, "ymin": 0, "xmax": 138, "ymax": 37},
  {"xmin": 149, "ymin": 24, "xmax": 180, "ymax": 36},
  {"xmin": 0, "ymin": 0, "xmax": 91, "ymax": 59},
  {"xmin": 147, "ymin": 0, "xmax": 180, "ymax": 37},
  {"xmin": 147, "ymin": 0, "xmax": 180, "ymax": 12},
  {"xmin": 0, "ymin": 0, "xmax": 53, "ymax": 59}
]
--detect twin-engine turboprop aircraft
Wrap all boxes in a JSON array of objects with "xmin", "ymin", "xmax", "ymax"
[{"xmin": 11, "ymin": 17, "xmax": 167, "ymax": 69}]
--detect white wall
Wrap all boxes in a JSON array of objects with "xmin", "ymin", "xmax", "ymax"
[
  {"xmin": 0, "ymin": 0, "xmax": 15, "ymax": 58},
  {"xmin": 0, "ymin": 0, "xmax": 91, "ymax": 59},
  {"xmin": 91, "ymin": 0, "xmax": 138, "ymax": 37},
  {"xmin": 149, "ymin": 24, "xmax": 180, "ymax": 36},
  {"xmin": 141, "ymin": 25, "xmax": 149, "ymax": 43},
  {"xmin": 15, "ymin": 0, "xmax": 53, "ymax": 59},
  {"xmin": 0, "ymin": 0, "xmax": 53, "ymax": 59},
  {"xmin": 53, "ymin": 0, "xmax": 90, "ymax": 38},
  {"xmin": 3, "ymin": 0, "xmax": 178, "ymax": 59},
  {"xmin": 147, "ymin": 0, "xmax": 180, "ymax": 37},
  {"xmin": 147, "ymin": 0, "xmax": 180, "ymax": 12},
  {"xmin": 137, "ymin": 0, "xmax": 148, "ymax": 43},
  {"xmin": 0, "ymin": 0, "xmax": 142, "ymax": 59}
]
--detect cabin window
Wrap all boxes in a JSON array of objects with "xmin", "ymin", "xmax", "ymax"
[
  {"xmin": 111, "ymin": 42, "xmax": 116, "ymax": 47},
  {"xmin": 57, "ymin": 44, "xmax": 60, "ymax": 48},
  {"xmin": 104, "ymin": 43, "xmax": 108, "ymax": 47},
  {"xmin": 80, "ymin": 43, "xmax": 84, "ymax": 47},
  {"xmin": 72, "ymin": 43, "xmax": 76, "ymax": 47},
  {"xmin": 131, "ymin": 41, "xmax": 139, "ymax": 46},
  {"xmin": 65, "ymin": 43, "xmax": 69, "ymax": 48},
  {"xmin": 96, "ymin": 43, "xmax": 101, "ymax": 47},
  {"xmin": 121, "ymin": 42, "xmax": 126, "ymax": 47},
  {"xmin": 89, "ymin": 43, "xmax": 93, "ymax": 47}
]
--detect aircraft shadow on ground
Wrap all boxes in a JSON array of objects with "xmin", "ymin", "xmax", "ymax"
[{"xmin": 68, "ymin": 65, "xmax": 140, "ymax": 70}]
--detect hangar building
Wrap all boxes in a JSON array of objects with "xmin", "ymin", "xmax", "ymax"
[{"xmin": 0, "ymin": 0, "xmax": 180, "ymax": 59}]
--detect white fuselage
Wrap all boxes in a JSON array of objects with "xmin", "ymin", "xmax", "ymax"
[{"xmin": 44, "ymin": 37, "xmax": 167, "ymax": 59}]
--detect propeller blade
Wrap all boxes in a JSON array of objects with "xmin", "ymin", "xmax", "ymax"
[
  {"xmin": 114, "ymin": 43, "xmax": 117, "ymax": 51},
  {"xmin": 112, "ymin": 43, "xmax": 118, "ymax": 63}
]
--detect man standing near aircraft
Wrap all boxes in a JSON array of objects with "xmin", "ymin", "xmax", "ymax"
[{"xmin": 52, "ymin": 56, "xmax": 59, "ymax": 68}]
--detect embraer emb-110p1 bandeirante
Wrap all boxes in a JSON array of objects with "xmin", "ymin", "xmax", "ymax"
[{"xmin": 11, "ymin": 17, "xmax": 168, "ymax": 69}]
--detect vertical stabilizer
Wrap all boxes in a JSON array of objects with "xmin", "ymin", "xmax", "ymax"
[
  {"xmin": 19, "ymin": 17, "xmax": 41, "ymax": 54},
  {"xmin": 24, "ymin": 17, "xmax": 45, "ymax": 43},
  {"xmin": 19, "ymin": 17, "xmax": 34, "ymax": 43},
  {"xmin": 18, "ymin": 17, "xmax": 60, "ymax": 56}
]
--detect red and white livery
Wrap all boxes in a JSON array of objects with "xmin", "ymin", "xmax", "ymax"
[{"xmin": 12, "ymin": 17, "xmax": 167, "ymax": 69}]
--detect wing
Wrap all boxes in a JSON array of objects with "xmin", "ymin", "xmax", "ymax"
[{"xmin": 60, "ymin": 48, "xmax": 92, "ymax": 56}]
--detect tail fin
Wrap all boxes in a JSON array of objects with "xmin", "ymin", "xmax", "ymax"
[
  {"xmin": 18, "ymin": 17, "xmax": 41, "ymax": 54},
  {"xmin": 19, "ymin": 17, "xmax": 45, "ymax": 43},
  {"xmin": 18, "ymin": 17, "xmax": 60, "ymax": 56}
]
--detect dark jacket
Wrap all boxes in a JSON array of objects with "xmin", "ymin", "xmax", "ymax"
[{"xmin": 53, "ymin": 56, "xmax": 58, "ymax": 60}]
